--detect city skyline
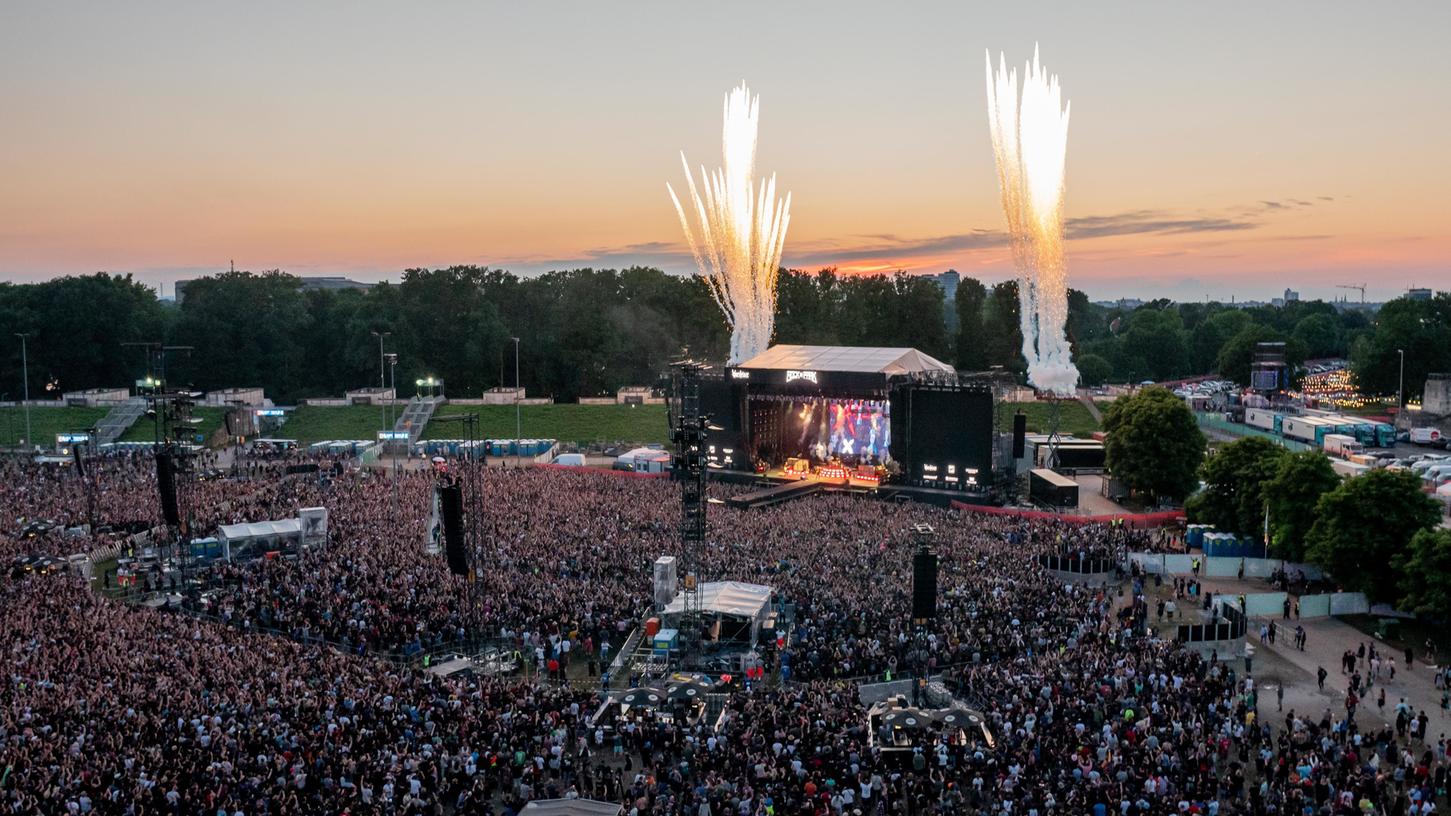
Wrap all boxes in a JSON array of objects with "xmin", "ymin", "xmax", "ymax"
[{"xmin": 2, "ymin": 1, "xmax": 1447, "ymax": 302}]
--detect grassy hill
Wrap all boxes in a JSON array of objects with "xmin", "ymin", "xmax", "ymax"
[
  {"xmin": 1003, "ymin": 400, "xmax": 1102, "ymax": 439},
  {"xmin": 117, "ymin": 406, "xmax": 227, "ymax": 444},
  {"xmin": 426, "ymin": 403, "xmax": 668, "ymax": 445},
  {"xmin": 0, "ymin": 406, "xmax": 109, "ymax": 448},
  {"xmin": 273, "ymin": 405, "xmax": 394, "ymax": 444}
]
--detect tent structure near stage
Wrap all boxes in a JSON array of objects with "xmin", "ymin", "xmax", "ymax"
[{"xmin": 698, "ymin": 344, "xmax": 996, "ymax": 491}]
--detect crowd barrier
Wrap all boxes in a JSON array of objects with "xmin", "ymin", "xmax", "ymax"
[
  {"xmin": 1037, "ymin": 554, "xmax": 1115, "ymax": 575},
  {"xmin": 1175, "ymin": 601, "xmax": 1248, "ymax": 644},
  {"xmin": 950, "ymin": 502, "xmax": 1184, "ymax": 529},
  {"xmin": 1127, "ymin": 552, "xmax": 1324, "ymax": 582}
]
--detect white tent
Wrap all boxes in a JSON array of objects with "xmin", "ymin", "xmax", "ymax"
[
  {"xmin": 663, "ymin": 581, "xmax": 773, "ymax": 644},
  {"xmin": 217, "ymin": 519, "xmax": 301, "ymax": 561},
  {"xmin": 735, "ymin": 344, "xmax": 954, "ymax": 377}
]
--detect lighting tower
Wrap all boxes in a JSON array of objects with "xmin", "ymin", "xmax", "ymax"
[{"xmin": 670, "ymin": 359, "xmax": 712, "ymax": 658}]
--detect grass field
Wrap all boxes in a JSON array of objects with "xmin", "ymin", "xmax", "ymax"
[
  {"xmin": 426, "ymin": 403, "xmax": 668, "ymax": 445},
  {"xmin": 1003, "ymin": 400, "xmax": 1102, "ymax": 439},
  {"xmin": 0, "ymin": 406, "xmax": 109, "ymax": 448},
  {"xmin": 277, "ymin": 405, "xmax": 396, "ymax": 444},
  {"xmin": 117, "ymin": 406, "xmax": 227, "ymax": 444}
]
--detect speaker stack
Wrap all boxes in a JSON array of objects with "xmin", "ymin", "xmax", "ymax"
[
  {"xmin": 439, "ymin": 483, "xmax": 468, "ymax": 577},
  {"xmin": 155, "ymin": 451, "xmax": 180, "ymax": 527},
  {"xmin": 911, "ymin": 547, "xmax": 938, "ymax": 622},
  {"xmin": 1011, "ymin": 412, "xmax": 1027, "ymax": 459}
]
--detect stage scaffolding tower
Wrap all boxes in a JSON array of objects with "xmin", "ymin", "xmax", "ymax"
[{"xmin": 670, "ymin": 360, "xmax": 712, "ymax": 660}]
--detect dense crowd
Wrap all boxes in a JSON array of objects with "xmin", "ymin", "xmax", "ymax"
[{"xmin": 2, "ymin": 454, "xmax": 1448, "ymax": 814}]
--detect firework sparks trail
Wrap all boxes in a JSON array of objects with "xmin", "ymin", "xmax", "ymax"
[
  {"xmin": 986, "ymin": 46, "xmax": 1078, "ymax": 396},
  {"xmin": 668, "ymin": 82, "xmax": 792, "ymax": 365}
]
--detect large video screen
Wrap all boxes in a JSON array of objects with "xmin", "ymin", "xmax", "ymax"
[
  {"xmin": 776, "ymin": 397, "xmax": 891, "ymax": 464},
  {"xmin": 894, "ymin": 387, "xmax": 995, "ymax": 486}
]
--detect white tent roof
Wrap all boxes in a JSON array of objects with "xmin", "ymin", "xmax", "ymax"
[
  {"xmin": 735, "ymin": 344, "xmax": 954, "ymax": 377},
  {"xmin": 663, "ymin": 581, "xmax": 772, "ymax": 618},
  {"xmin": 217, "ymin": 519, "xmax": 301, "ymax": 541},
  {"xmin": 522, "ymin": 799, "xmax": 622, "ymax": 816},
  {"xmin": 618, "ymin": 447, "xmax": 670, "ymax": 461}
]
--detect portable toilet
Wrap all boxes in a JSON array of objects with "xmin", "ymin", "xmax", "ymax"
[{"xmin": 652, "ymin": 628, "xmax": 679, "ymax": 658}]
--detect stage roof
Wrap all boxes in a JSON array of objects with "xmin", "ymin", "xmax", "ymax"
[
  {"xmin": 217, "ymin": 519, "xmax": 301, "ymax": 541},
  {"xmin": 663, "ymin": 581, "xmax": 772, "ymax": 618},
  {"xmin": 521, "ymin": 799, "xmax": 623, "ymax": 816},
  {"xmin": 736, "ymin": 345, "xmax": 954, "ymax": 377}
]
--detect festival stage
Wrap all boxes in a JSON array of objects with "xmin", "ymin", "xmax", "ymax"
[{"xmin": 698, "ymin": 344, "xmax": 998, "ymax": 493}]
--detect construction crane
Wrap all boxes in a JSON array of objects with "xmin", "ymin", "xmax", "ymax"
[{"xmin": 1336, "ymin": 283, "xmax": 1366, "ymax": 304}]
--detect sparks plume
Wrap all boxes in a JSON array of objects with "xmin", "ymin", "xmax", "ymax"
[
  {"xmin": 668, "ymin": 82, "xmax": 792, "ymax": 364},
  {"xmin": 986, "ymin": 46, "xmax": 1078, "ymax": 396}
]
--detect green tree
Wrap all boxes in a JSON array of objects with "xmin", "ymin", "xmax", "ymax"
[
  {"xmin": 169, "ymin": 271, "xmax": 312, "ymax": 400},
  {"xmin": 1185, "ymin": 437, "xmax": 1286, "ymax": 539},
  {"xmin": 1395, "ymin": 528, "xmax": 1451, "ymax": 618},
  {"xmin": 1119, "ymin": 307, "xmax": 1189, "ymax": 381},
  {"xmin": 1305, "ymin": 469, "xmax": 1441, "ymax": 601},
  {"xmin": 1102, "ymin": 386, "xmax": 1206, "ymax": 503},
  {"xmin": 1075, "ymin": 353, "xmax": 1112, "ymax": 387},
  {"xmin": 982, "ymin": 281, "xmax": 1024, "ymax": 374},
  {"xmin": 1189, "ymin": 308, "xmax": 1250, "ymax": 374},
  {"xmin": 954, "ymin": 277, "xmax": 988, "ymax": 370},
  {"xmin": 1263, "ymin": 451, "xmax": 1341, "ymax": 562},
  {"xmin": 1350, "ymin": 293, "xmax": 1451, "ymax": 400},
  {"xmin": 1217, "ymin": 324, "xmax": 1306, "ymax": 386},
  {"xmin": 1292, "ymin": 313, "xmax": 1342, "ymax": 359},
  {"xmin": 0, "ymin": 274, "xmax": 169, "ymax": 394}
]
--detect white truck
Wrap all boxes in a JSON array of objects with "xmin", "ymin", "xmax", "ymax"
[
  {"xmin": 1244, "ymin": 408, "xmax": 1278, "ymax": 431},
  {"xmin": 1331, "ymin": 459, "xmax": 1370, "ymax": 479},
  {"xmin": 1410, "ymin": 427, "xmax": 1443, "ymax": 446},
  {"xmin": 1322, "ymin": 433, "xmax": 1363, "ymax": 458}
]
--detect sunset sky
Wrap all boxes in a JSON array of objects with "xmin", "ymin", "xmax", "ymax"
[{"xmin": 2, "ymin": 1, "xmax": 1447, "ymax": 301}]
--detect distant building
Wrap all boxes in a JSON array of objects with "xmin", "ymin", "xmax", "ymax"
[
  {"xmin": 1407, "ymin": 288, "xmax": 1434, "ymax": 301},
  {"xmin": 1424, "ymin": 373, "xmax": 1451, "ymax": 416},
  {"xmin": 930, "ymin": 269, "xmax": 960, "ymax": 301},
  {"xmin": 175, "ymin": 275, "xmax": 373, "ymax": 304},
  {"xmin": 1283, "ymin": 287, "xmax": 1299, "ymax": 302}
]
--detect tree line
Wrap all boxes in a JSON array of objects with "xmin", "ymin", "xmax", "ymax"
[
  {"xmin": 1186, "ymin": 435, "xmax": 1449, "ymax": 617},
  {"xmin": 1, "ymin": 268, "xmax": 1446, "ymax": 402}
]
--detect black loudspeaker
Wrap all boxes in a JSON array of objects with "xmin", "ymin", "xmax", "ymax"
[
  {"xmin": 155, "ymin": 452, "xmax": 180, "ymax": 527},
  {"xmin": 439, "ymin": 484, "xmax": 468, "ymax": 576},
  {"xmin": 1012, "ymin": 412, "xmax": 1027, "ymax": 459},
  {"xmin": 72, "ymin": 443, "xmax": 86, "ymax": 477},
  {"xmin": 911, "ymin": 548, "xmax": 938, "ymax": 621}
]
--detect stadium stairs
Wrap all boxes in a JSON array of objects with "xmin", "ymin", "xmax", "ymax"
[
  {"xmin": 394, "ymin": 396, "xmax": 444, "ymax": 444},
  {"xmin": 93, "ymin": 397, "xmax": 147, "ymax": 445}
]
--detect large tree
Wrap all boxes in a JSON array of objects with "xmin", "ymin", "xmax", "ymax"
[
  {"xmin": 1263, "ymin": 451, "xmax": 1342, "ymax": 562},
  {"xmin": 1351, "ymin": 293, "xmax": 1451, "ymax": 400},
  {"xmin": 1102, "ymin": 386, "xmax": 1206, "ymax": 503},
  {"xmin": 954, "ymin": 277, "xmax": 988, "ymax": 370},
  {"xmin": 1395, "ymin": 528, "xmax": 1451, "ymax": 618},
  {"xmin": 1185, "ymin": 437, "xmax": 1286, "ymax": 539},
  {"xmin": 1305, "ymin": 469, "xmax": 1441, "ymax": 601},
  {"xmin": 982, "ymin": 281, "xmax": 1024, "ymax": 374},
  {"xmin": 0, "ymin": 274, "xmax": 169, "ymax": 395},
  {"xmin": 1119, "ymin": 307, "xmax": 1190, "ymax": 381}
]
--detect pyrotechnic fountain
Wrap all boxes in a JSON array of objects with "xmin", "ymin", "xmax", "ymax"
[
  {"xmin": 985, "ymin": 46, "xmax": 1078, "ymax": 397},
  {"xmin": 669, "ymin": 82, "xmax": 792, "ymax": 365}
]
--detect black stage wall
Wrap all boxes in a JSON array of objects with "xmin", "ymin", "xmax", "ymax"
[{"xmin": 890, "ymin": 384, "xmax": 995, "ymax": 488}]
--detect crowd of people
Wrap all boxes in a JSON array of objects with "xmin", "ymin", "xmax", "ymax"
[{"xmin": 2, "ymin": 452, "xmax": 1448, "ymax": 814}]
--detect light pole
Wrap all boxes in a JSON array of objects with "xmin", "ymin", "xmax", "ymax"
[
  {"xmin": 1397, "ymin": 348, "xmax": 1405, "ymax": 419},
  {"xmin": 15, "ymin": 333, "xmax": 31, "ymax": 448},
  {"xmin": 370, "ymin": 330, "xmax": 391, "ymax": 445},
  {"xmin": 387, "ymin": 353, "xmax": 399, "ymax": 515},
  {"xmin": 511, "ymin": 337, "xmax": 521, "ymax": 443}
]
